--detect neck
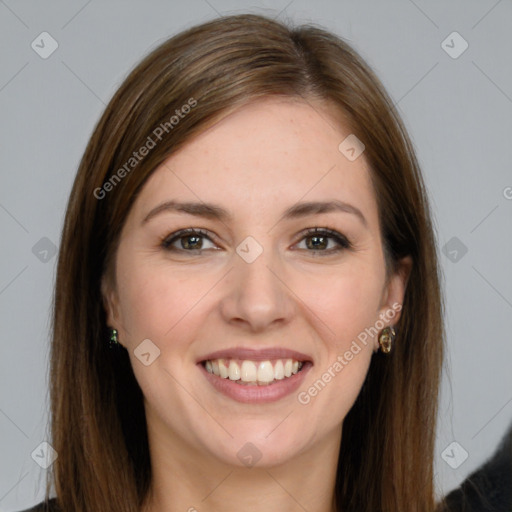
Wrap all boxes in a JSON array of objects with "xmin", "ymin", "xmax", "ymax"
[{"xmin": 141, "ymin": 415, "xmax": 341, "ymax": 512}]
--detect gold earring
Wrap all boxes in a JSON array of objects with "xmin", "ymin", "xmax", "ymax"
[{"xmin": 378, "ymin": 326, "xmax": 396, "ymax": 354}]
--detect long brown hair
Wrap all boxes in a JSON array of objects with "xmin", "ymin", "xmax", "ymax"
[{"xmin": 45, "ymin": 13, "xmax": 444, "ymax": 512}]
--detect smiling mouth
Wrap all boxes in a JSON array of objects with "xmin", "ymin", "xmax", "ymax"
[{"xmin": 202, "ymin": 358, "xmax": 307, "ymax": 386}]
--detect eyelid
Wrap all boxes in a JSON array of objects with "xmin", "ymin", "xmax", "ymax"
[
  {"xmin": 293, "ymin": 227, "xmax": 352, "ymax": 252},
  {"xmin": 161, "ymin": 228, "xmax": 219, "ymax": 250}
]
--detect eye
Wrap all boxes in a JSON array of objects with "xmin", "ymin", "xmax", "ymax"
[
  {"xmin": 161, "ymin": 227, "xmax": 352, "ymax": 256},
  {"xmin": 294, "ymin": 228, "xmax": 352, "ymax": 255},
  {"xmin": 161, "ymin": 228, "xmax": 218, "ymax": 252}
]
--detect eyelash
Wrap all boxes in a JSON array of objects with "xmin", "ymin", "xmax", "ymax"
[{"xmin": 160, "ymin": 227, "xmax": 352, "ymax": 256}]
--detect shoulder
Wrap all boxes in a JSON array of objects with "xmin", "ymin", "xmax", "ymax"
[{"xmin": 14, "ymin": 498, "xmax": 60, "ymax": 512}]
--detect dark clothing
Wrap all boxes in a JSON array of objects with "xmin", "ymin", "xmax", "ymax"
[
  {"xmin": 436, "ymin": 422, "xmax": 512, "ymax": 512},
  {"xmin": 17, "ymin": 500, "xmax": 58, "ymax": 512}
]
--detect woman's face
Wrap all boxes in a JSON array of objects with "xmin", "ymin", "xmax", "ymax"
[{"xmin": 103, "ymin": 97, "xmax": 410, "ymax": 468}]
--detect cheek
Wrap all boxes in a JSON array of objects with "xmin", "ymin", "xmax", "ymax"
[
  {"xmin": 295, "ymin": 273, "xmax": 381, "ymax": 423},
  {"xmin": 115, "ymin": 256, "xmax": 216, "ymax": 345},
  {"xmin": 298, "ymin": 265, "xmax": 385, "ymax": 346},
  {"xmin": 292, "ymin": 262, "xmax": 385, "ymax": 413}
]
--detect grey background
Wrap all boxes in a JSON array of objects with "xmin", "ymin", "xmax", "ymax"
[{"xmin": 1, "ymin": 0, "xmax": 511, "ymax": 510}]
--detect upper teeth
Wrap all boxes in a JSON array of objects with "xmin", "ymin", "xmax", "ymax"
[{"xmin": 204, "ymin": 358, "xmax": 303, "ymax": 384}]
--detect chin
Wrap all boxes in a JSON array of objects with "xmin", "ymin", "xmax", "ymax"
[{"xmin": 202, "ymin": 424, "xmax": 308, "ymax": 469}]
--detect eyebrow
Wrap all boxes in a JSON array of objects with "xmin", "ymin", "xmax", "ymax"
[{"xmin": 142, "ymin": 199, "xmax": 367, "ymax": 228}]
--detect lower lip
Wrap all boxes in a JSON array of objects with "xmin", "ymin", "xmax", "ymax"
[{"xmin": 198, "ymin": 362, "xmax": 312, "ymax": 404}]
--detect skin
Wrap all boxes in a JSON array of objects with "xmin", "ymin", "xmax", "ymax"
[{"xmin": 102, "ymin": 96, "xmax": 412, "ymax": 512}]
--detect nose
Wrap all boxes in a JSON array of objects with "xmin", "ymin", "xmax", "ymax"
[{"xmin": 219, "ymin": 243, "xmax": 295, "ymax": 333}]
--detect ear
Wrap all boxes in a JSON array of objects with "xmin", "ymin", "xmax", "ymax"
[
  {"xmin": 101, "ymin": 273, "xmax": 120, "ymax": 328},
  {"xmin": 374, "ymin": 255, "xmax": 412, "ymax": 350}
]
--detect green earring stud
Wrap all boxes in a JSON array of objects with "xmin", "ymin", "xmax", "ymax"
[{"xmin": 109, "ymin": 328, "xmax": 119, "ymax": 349}]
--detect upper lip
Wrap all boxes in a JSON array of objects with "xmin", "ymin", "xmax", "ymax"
[{"xmin": 197, "ymin": 347, "xmax": 313, "ymax": 363}]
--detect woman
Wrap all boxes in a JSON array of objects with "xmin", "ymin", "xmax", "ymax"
[{"xmin": 19, "ymin": 13, "xmax": 445, "ymax": 512}]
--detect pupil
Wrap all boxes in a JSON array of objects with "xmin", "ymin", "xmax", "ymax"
[
  {"xmin": 180, "ymin": 234, "xmax": 330, "ymax": 251},
  {"xmin": 183, "ymin": 235, "xmax": 202, "ymax": 250},
  {"xmin": 308, "ymin": 235, "xmax": 327, "ymax": 250}
]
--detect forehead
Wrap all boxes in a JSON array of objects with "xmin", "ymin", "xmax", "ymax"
[{"xmin": 132, "ymin": 97, "xmax": 377, "ymax": 225}]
